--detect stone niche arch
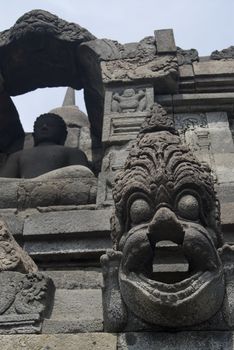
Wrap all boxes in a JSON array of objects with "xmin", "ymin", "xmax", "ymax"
[{"xmin": 0, "ymin": 9, "xmax": 105, "ymax": 169}]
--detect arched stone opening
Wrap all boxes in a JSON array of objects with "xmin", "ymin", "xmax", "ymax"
[{"xmin": 0, "ymin": 10, "xmax": 105, "ymax": 170}]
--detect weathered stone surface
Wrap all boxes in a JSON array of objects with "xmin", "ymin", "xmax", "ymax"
[
  {"xmin": 177, "ymin": 47, "xmax": 199, "ymax": 65},
  {"xmin": 23, "ymin": 208, "xmax": 111, "ymax": 237},
  {"xmin": 0, "ymin": 219, "xmax": 37, "ymax": 273},
  {"xmin": 0, "ymin": 213, "xmax": 23, "ymax": 236},
  {"xmin": 118, "ymin": 332, "xmax": 233, "ymax": 350},
  {"xmin": 213, "ymin": 154, "xmax": 234, "ymax": 183},
  {"xmin": 206, "ymin": 112, "xmax": 234, "ymax": 153},
  {"xmin": 43, "ymin": 289, "xmax": 103, "ymax": 332},
  {"xmin": 0, "ymin": 180, "xmax": 18, "ymax": 209},
  {"xmin": 193, "ymin": 60, "xmax": 234, "ymax": 77},
  {"xmin": 0, "ymin": 333, "xmax": 117, "ymax": 350},
  {"xmin": 0, "ymin": 221, "xmax": 54, "ymax": 334},
  {"xmin": 24, "ymin": 237, "xmax": 112, "ymax": 262},
  {"xmin": 101, "ymin": 54, "xmax": 178, "ymax": 92},
  {"xmin": 155, "ymin": 29, "xmax": 176, "ymax": 53},
  {"xmin": 44, "ymin": 269, "xmax": 102, "ymax": 289},
  {"xmin": 211, "ymin": 46, "xmax": 234, "ymax": 60},
  {"xmin": 157, "ymin": 92, "xmax": 234, "ymax": 114},
  {"xmin": 216, "ymin": 184, "xmax": 234, "ymax": 204}
]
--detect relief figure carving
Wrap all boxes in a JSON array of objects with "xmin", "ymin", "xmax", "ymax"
[{"xmin": 111, "ymin": 88, "xmax": 146, "ymax": 113}]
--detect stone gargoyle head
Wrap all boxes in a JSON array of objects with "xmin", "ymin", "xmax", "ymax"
[{"xmin": 101, "ymin": 103, "xmax": 225, "ymax": 331}]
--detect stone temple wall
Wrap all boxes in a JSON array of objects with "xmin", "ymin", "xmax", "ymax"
[{"xmin": 0, "ymin": 10, "xmax": 234, "ymax": 349}]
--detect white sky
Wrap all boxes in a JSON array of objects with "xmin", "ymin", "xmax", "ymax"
[{"xmin": 1, "ymin": 0, "xmax": 234, "ymax": 131}]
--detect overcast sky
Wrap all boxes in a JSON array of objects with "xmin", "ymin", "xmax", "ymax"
[{"xmin": 1, "ymin": 0, "xmax": 234, "ymax": 131}]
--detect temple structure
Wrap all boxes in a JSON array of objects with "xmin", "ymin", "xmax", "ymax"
[{"xmin": 0, "ymin": 9, "xmax": 234, "ymax": 349}]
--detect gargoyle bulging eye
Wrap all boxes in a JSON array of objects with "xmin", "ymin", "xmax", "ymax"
[
  {"xmin": 130, "ymin": 199, "xmax": 152, "ymax": 225},
  {"xmin": 177, "ymin": 194, "xmax": 200, "ymax": 221}
]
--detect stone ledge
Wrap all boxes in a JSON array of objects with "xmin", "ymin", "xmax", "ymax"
[
  {"xmin": 44, "ymin": 269, "xmax": 102, "ymax": 289},
  {"xmin": 43, "ymin": 289, "xmax": 103, "ymax": 333},
  {"xmin": 156, "ymin": 92, "xmax": 234, "ymax": 113},
  {"xmin": 23, "ymin": 209, "xmax": 112, "ymax": 237},
  {"xmin": 24, "ymin": 237, "xmax": 111, "ymax": 263},
  {"xmin": 0, "ymin": 333, "xmax": 116, "ymax": 350}
]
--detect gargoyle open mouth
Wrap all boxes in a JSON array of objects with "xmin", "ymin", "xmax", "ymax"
[{"xmin": 119, "ymin": 209, "xmax": 225, "ymax": 327}]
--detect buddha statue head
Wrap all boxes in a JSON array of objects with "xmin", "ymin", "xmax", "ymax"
[{"xmin": 33, "ymin": 113, "xmax": 68, "ymax": 146}]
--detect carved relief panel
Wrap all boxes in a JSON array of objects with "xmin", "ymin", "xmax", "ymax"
[
  {"xmin": 97, "ymin": 142, "xmax": 134, "ymax": 206},
  {"xmin": 103, "ymin": 86, "xmax": 154, "ymax": 145},
  {"xmin": 174, "ymin": 113, "xmax": 215, "ymax": 171}
]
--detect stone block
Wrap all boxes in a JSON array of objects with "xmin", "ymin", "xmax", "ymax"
[
  {"xmin": 193, "ymin": 60, "xmax": 234, "ymax": 92},
  {"xmin": 0, "ymin": 333, "xmax": 117, "ymax": 350},
  {"xmin": 0, "ymin": 213, "xmax": 23, "ymax": 236},
  {"xmin": 206, "ymin": 112, "xmax": 234, "ymax": 153},
  {"xmin": 44, "ymin": 268, "xmax": 102, "ymax": 289},
  {"xmin": 118, "ymin": 332, "xmax": 233, "ymax": 350},
  {"xmin": 216, "ymin": 184, "xmax": 234, "ymax": 203},
  {"xmin": 193, "ymin": 59, "xmax": 234, "ymax": 77},
  {"xmin": 0, "ymin": 180, "xmax": 18, "ymax": 208},
  {"xmin": 221, "ymin": 203, "xmax": 234, "ymax": 226},
  {"xmin": 42, "ymin": 319, "xmax": 103, "ymax": 333},
  {"xmin": 163, "ymin": 92, "xmax": 234, "ymax": 114},
  {"xmin": 23, "ymin": 209, "xmax": 111, "ymax": 237},
  {"xmin": 155, "ymin": 29, "xmax": 176, "ymax": 53},
  {"xmin": 43, "ymin": 289, "xmax": 103, "ymax": 333},
  {"xmin": 213, "ymin": 154, "xmax": 234, "ymax": 184},
  {"xmin": 179, "ymin": 64, "xmax": 194, "ymax": 78},
  {"xmin": 101, "ymin": 55, "xmax": 178, "ymax": 92},
  {"xmin": 24, "ymin": 236, "xmax": 112, "ymax": 261}
]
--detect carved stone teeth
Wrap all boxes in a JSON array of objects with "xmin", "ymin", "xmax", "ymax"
[
  {"xmin": 175, "ymin": 285, "xmax": 193, "ymax": 299},
  {"xmin": 160, "ymin": 293, "xmax": 170, "ymax": 303},
  {"xmin": 164, "ymin": 293, "xmax": 178, "ymax": 303}
]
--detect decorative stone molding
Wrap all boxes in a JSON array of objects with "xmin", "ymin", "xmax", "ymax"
[
  {"xmin": 177, "ymin": 47, "xmax": 199, "ymax": 66},
  {"xmin": 211, "ymin": 46, "xmax": 234, "ymax": 60}
]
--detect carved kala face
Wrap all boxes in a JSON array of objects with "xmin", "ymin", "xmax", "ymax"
[{"xmin": 113, "ymin": 131, "xmax": 225, "ymax": 327}]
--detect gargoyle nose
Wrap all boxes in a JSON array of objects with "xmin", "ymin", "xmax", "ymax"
[{"xmin": 148, "ymin": 207, "xmax": 184, "ymax": 245}]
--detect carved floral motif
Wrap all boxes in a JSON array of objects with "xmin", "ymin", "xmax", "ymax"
[{"xmin": 0, "ymin": 272, "xmax": 51, "ymax": 316}]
